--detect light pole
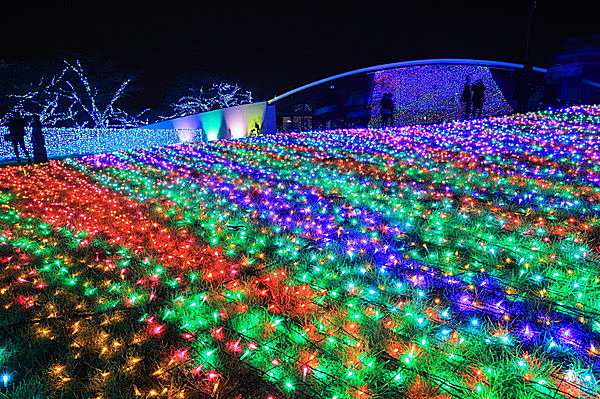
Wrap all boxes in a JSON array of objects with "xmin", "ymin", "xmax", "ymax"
[{"xmin": 524, "ymin": 0, "xmax": 538, "ymax": 69}]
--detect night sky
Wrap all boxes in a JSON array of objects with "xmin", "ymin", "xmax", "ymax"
[{"xmin": 1, "ymin": 1, "xmax": 596, "ymax": 106}]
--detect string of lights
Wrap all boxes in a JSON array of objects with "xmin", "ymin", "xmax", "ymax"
[
  {"xmin": 0, "ymin": 128, "xmax": 202, "ymax": 162},
  {"xmin": 1, "ymin": 105, "xmax": 599, "ymax": 398}
]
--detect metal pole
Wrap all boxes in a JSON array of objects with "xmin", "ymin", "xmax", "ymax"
[{"xmin": 524, "ymin": 0, "xmax": 538, "ymax": 68}]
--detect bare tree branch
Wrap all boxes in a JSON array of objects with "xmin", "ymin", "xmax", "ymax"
[
  {"xmin": 162, "ymin": 82, "xmax": 253, "ymax": 120},
  {"xmin": 4, "ymin": 60, "xmax": 147, "ymax": 128}
]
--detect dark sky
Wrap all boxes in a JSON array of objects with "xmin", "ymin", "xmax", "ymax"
[{"xmin": 1, "ymin": 1, "xmax": 597, "ymax": 106}]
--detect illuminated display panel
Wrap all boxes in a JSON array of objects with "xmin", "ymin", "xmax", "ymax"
[{"xmin": 369, "ymin": 64, "xmax": 513, "ymax": 127}]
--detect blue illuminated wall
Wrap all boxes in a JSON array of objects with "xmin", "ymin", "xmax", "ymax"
[
  {"xmin": 0, "ymin": 127, "xmax": 201, "ymax": 162},
  {"xmin": 369, "ymin": 64, "xmax": 513, "ymax": 126}
]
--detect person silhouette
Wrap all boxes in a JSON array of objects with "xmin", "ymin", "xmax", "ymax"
[
  {"xmin": 6, "ymin": 112, "xmax": 31, "ymax": 164},
  {"xmin": 380, "ymin": 93, "xmax": 394, "ymax": 128},
  {"xmin": 471, "ymin": 79, "xmax": 485, "ymax": 118},
  {"xmin": 31, "ymin": 115, "xmax": 48, "ymax": 163},
  {"xmin": 460, "ymin": 75, "xmax": 472, "ymax": 118},
  {"xmin": 249, "ymin": 121, "xmax": 262, "ymax": 136}
]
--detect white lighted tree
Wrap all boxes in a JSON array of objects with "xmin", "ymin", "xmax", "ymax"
[
  {"xmin": 164, "ymin": 82, "xmax": 253, "ymax": 120},
  {"xmin": 7, "ymin": 60, "xmax": 147, "ymax": 128}
]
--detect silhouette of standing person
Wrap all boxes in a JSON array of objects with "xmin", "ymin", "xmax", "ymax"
[
  {"xmin": 249, "ymin": 121, "xmax": 262, "ymax": 136},
  {"xmin": 6, "ymin": 112, "xmax": 31, "ymax": 164},
  {"xmin": 31, "ymin": 115, "xmax": 48, "ymax": 163},
  {"xmin": 460, "ymin": 75, "xmax": 472, "ymax": 118},
  {"xmin": 471, "ymin": 79, "xmax": 485, "ymax": 118},
  {"xmin": 380, "ymin": 93, "xmax": 394, "ymax": 128}
]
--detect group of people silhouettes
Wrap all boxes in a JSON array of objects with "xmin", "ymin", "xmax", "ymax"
[
  {"xmin": 3, "ymin": 112, "xmax": 48, "ymax": 164},
  {"xmin": 460, "ymin": 76, "xmax": 486, "ymax": 118}
]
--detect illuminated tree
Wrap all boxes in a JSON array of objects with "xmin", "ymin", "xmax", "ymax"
[
  {"xmin": 163, "ymin": 82, "xmax": 253, "ymax": 119},
  {"xmin": 5, "ymin": 60, "xmax": 147, "ymax": 128}
]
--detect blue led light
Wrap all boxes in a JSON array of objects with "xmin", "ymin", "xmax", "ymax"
[{"xmin": 0, "ymin": 127, "xmax": 202, "ymax": 162}]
